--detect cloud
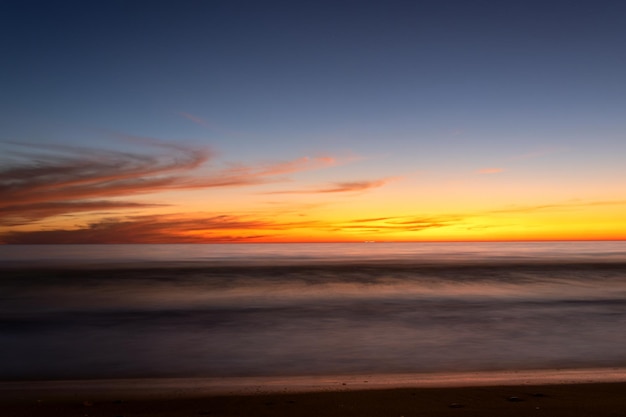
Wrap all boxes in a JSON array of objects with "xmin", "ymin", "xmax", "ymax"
[
  {"xmin": 477, "ymin": 168, "xmax": 504, "ymax": 174},
  {"xmin": 315, "ymin": 179, "xmax": 390, "ymax": 193},
  {"xmin": 0, "ymin": 140, "xmax": 344, "ymax": 226},
  {"xmin": 221, "ymin": 156, "xmax": 337, "ymax": 179},
  {"xmin": 332, "ymin": 215, "xmax": 463, "ymax": 234},
  {"xmin": 0, "ymin": 201, "xmax": 165, "ymax": 226},
  {"xmin": 265, "ymin": 177, "xmax": 395, "ymax": 194},
  {"xmin": 0, "ymin": 213, "xmax": 322, "ymax": 244},
  {"xmin": 0, "ymin": 210, "xmax": 463, "ymax": 244},
  {"xmin": 0, "ymin": 141, "xmax": 209, "ymax": 226},
  {"xmin": 585, "ymin": 199, "xmax": 626, "ymax": 207},
  {"xmin": 351, "ymin": 217, "xmax": 393, "ymax": 223}
]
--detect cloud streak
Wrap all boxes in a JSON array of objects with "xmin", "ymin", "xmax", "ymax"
[
  {"xmin": 265, "ymin": 177, "xmax": 395, "ymax": 194},
  {"xmin": 0, "ymin": 201, "xmax": 165, "ymax": 226},
  {"xmin": 0, "ymin": 140, "xmax": 342, "ymax": 226},
  {"xmin": 0, "ymin": 211, "xmax": 462, "ymax": 244},
  {"xmin": 3, "ymin": 194, "xmax": 624, "ymax": 243},
  {"xmin": 0, "ymin": 140, "xmax": 210, "ymax": 204},
  {"xmin": 0, "ymin": 141, "xmax": 209, "ymax": 226},
  {"xmin": 0, "ymin": 213, "xmax": 322, "ymax": 244},
  {"xmin": 333, "ymin": 215, "xmax": 462, "ymax": 233}
]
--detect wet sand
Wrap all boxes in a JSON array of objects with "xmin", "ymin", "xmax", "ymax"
[{"xmin": 2, "ymin": 370, "xmax": 626, "ymax": 417}]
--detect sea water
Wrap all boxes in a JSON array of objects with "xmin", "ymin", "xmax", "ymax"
[{"xmin": 1, "ymin": 241, "xmax": 626, "ymax": 380}]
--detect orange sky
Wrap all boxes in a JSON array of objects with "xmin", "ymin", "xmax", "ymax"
[{"xmin": 1, "ymin": 138, "xmax": 625, "ymax": 244}]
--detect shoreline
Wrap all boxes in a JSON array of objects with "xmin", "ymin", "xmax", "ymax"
[
  {"xmin": 3, "ymin": 369, "xmax": 626, "ymax": 417},
  {"xmin": 3, "ymin": 367, "xmax": 626, "ymax": 398}
]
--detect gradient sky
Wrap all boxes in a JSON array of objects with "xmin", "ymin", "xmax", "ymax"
[{"xmin": 1, "ymin": 0, "xmax": 626, "ymax": 243}]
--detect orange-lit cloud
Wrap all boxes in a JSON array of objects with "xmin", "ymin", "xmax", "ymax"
[
  {"xmin": 0, "ymin": 213, "xmax": 323, "ymax": 244},
  {"xmin": 0, "ymin": 201, "xmax": 165, "ymax": 226},
  {"xmin": 229, "ymin": 156, "xmax": 338, "ymax": 178},
  {"xmin": 3, "ymin": 195, "xmax": 624, "ymax": 243},
  {"xmin": 0, "ymin": 141, "xmax": 343, "ymax": 226},
  {"xmin": 334, "ymin": 215, "xmax": 463, "ymax": 233},
  {"xmin": 0, "ymin": 211, "xmax": 464, "ymax": 244},
  {"xmin": 315, "ymin": 179, "xmax": 391, "ymax": 193},
  {"xmin": 4, "ymin": 137, "xmax": 623, "ymax": 243},
  {"xmin": 265, "ymin": 178, "xmax": 394, "ymax": 194}
]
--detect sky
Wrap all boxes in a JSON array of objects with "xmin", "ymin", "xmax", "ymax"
[{"xmin": 1, "ymin": 0, "xmax": 626, "ymax": 243}]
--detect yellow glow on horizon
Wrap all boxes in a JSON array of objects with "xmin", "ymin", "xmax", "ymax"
[{"xmin": 4, "ymin": 184, "xmax": 626, "ymax": 243}]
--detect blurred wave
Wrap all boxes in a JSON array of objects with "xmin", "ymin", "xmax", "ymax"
[{"xmin": 1, "ymin": 242, "xmax": 626, "ymax": 380}]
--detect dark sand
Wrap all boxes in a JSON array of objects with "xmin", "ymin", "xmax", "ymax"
[{"xmin": 2, "ymin": 371, "xmax": 626, "ymax": 417}]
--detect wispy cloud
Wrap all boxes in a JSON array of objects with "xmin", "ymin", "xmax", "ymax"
[
  {"xmin": 351, "ymin": 216, "xmax": 393, "ymax": 223},
  {"xmin": 332, "ymin": 214, "xmax": 463, "ymax": 234},
  {"xmin": 0, "ymin": 140, "xmax": 344, "ymax": 226},
  {"xmin": 4, "ymin": 193, "xmax": 624, "ymax": 243},
  {"xmin": 0, "ymin": 141, "xmax": 210, "ymax": 214},
  {"xmin": 0, "ymin": 210, "xmax": 462, "ymax": 244},
  {"xmin": 224, "ymin": 156, "xmax": 337, "ymax": 178},
  {"xmin": 265, "ymin": 177, "xmax": 395, "ymax": 194},
  {"xmin": 315, "ymin": 179, "xmax": 391, "ymax": 193},
  {"xmin": 0, "ymin": 201, "xmax": 165, "ymax": 226},
  {"xmin": 0, "ymin": 213, "xmax": 322, "ymax": 244}
]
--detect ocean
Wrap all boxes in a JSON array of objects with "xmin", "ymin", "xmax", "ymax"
[{"xmin": 1, "ymin": 241, "xmax": 626, "ymax": 381}]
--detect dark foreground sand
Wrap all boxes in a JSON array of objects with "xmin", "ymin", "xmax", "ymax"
[{"xmin": 2, "ymin": 372, "xmax": 626, "ymax": 417}]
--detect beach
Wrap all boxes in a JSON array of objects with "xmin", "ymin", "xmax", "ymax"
[{"xmin": 2, "ymin": 372, "xmax": 626, "ymax": 417}]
